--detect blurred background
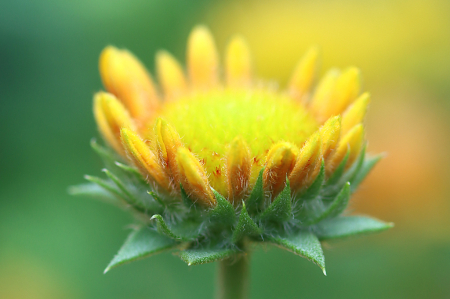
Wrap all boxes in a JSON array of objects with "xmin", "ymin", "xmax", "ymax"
[{"xmin": 1, "ymin": 0, "xmax": 450, "ymax": 298}]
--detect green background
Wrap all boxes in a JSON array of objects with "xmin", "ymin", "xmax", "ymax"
[{"xmin": 1, "ymin": 0, "xmax": 450, "ymax": 298}]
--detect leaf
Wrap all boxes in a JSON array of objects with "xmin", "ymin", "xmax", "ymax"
[
  {"xmin": 104, "ymin": 226, "xmax": 177, "ymax": 273},
  {"xmin": 303, "ymin": 182, "xmax": 351, "ymax": 225},
  {"xmin": 314, "ymin": 216, "xmax": 394, "ymax": 240},
  {"xmin": 179, "ymin": 247, "xmax": 241, "ymax": 266},
  {"xmin": 68, "ymin": 182, "xmax": 126, "ymax": 209},
  {"xmin": 151, "ymin": 214, "xmax": 202, "ymax": 241},
  {"xmin": 268, "ymin": 231, "xmax": 326, "ymax": 275},
  {"xmin": 209, "ymin": 189, "xmax": 236, "ymax": 226},
  {"xmin": 246, "ymin": 167, "xmax": 265, "ymax": 213},
  {"xmin": 258, "ymin": 179, "xmax": 292, "ymax": 222},
  {"xmin": 350, "ymin": 154, "xmax": 383, "ymax": 193},
  {"xmin": 232, "ymin": 202, "xmax": 261, "ymax": 243},
  {"xmin": 300, "ymin": 160, "xmax": 325, "ymax": 201}
]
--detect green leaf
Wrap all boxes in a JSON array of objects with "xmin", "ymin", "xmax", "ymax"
[
  {"xmin": 151, "ymin": 214, "xmax": 202, "ymax": 241},
  {"xmin": 68, "ymin": 183, "xmax": 121, "ymax": 206},
  {"xmin": 350, "ymin": 154, "xmax": 383, "ymax": 193},
  {"xmin": 179, "ymin": 247, "xmax": 241, "ymax": 266},
  {"xmin": 104, "ymin": 226, "xmax": 177, "ymax": 273},
  {"xmin": 268, "ymin": 231, "xmax": 326, "ymax": 275},
  {"xmin": 303, "ymin": 182, "xmax": 351, "ymax": 225},
  {"xmin": 209, "ymin": 189, "xmax": 236, "ymax": 226},
  {"xmin": 300, "ymin": 160, "xmax": 325, "ymax": 201},
  {"xmin": 315, "ymin": 216, "xmax": 394, "ymax": 240},
  {"xmin": 258, "ymin": 179, "xmax": 292, "ymax": 222},
  {"xmin": 246, "ymin": 167, "xmax": 265, "ymax": 213},
  {"xmin": 232, "ymin": 202, "xmax": 261, "ymax": 243}
]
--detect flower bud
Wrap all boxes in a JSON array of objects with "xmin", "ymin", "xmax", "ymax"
[
  {"xmin": 225, "ymin": 36, "xmax": 252, "ymax": 88},
  {"xmin": 226, "ymin": 137, "xmax": 252, "ymax": 204},
  {"xmin": 156, "ymin": 50, "xmax": 187, "ymax": 99}
]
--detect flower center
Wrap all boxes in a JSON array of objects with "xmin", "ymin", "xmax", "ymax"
[{"xmin": 153, "ymin": 88, "xmax": 319, "ymax": 195}]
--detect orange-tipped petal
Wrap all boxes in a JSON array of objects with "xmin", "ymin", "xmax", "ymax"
[
  {"xmin": 99, "ymin": 46, "xmax": 159, "ymax": 121},
  {"xmin": 226, "ymin": 137, "xmax": 252, "ymax": 204},
  {"xmin": 225, "ymin": 35, "xmax": 252, "ymax": 88},
  {"xmin": 328, "ymin": 124, "xmax": 365, "ymax": 174},
  {"xmin": 93, "ymin": 92, "xmax": 135, "ymax": 155},
  {"xmin": 342, "ymin": 92, "xmax": 370, "ymax": 135},
  {"xmin": 187, "ymin": 26, "xmax": 219, "ymax": 88},
  {"xmin": 324, "ymin": 67, "xmax": 361, "ymax": 118},
  {"xmin": 289, "ymin": 131, "xmax": 322, "ymax": 191},
  {"xmin": 120, "ymin": 128, "xmax": 170, "ymax": 190},
  {"xmin": 263, "ymin": 142, "xmax": 299, "ymax": 199},
  {"xmin": 320, "ymin": 115, "xmax": 341, "ymax": 164},
  {"xmin": 156, "ymin": 50, "xmax": 187, "ymax": 99},
  {"xmin": 289, "ymin": 46, "xmax": 319, "ymax": 101},
  {"xmin": 155, "ymin": 118, "xmax": 183, "ymax": 186},
  {"xmin": 309, "ymin": 68, "xmax": 340, "ymax": 122},
  {"xmin": 176, "ymin": 147, "xmax": 216, "ymax": 207}
]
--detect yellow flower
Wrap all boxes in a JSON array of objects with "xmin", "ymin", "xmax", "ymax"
[{"xmin": 94, "ymin": 25, "xmax": 367, "ymax": 207}]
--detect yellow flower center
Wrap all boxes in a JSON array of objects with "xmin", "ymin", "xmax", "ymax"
[{"xmin": 152, "ymin": 88, "xmax": 319, "ymax": 195}]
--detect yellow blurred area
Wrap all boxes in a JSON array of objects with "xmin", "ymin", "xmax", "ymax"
[{"xmin": 205, "ymin": 0, "xmax": 450, "ymax": 235}]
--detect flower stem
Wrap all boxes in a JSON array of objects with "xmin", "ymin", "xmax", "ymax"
[{"xmin": 216, "ymin": 254, "xmax": 250, "ymax": 299}]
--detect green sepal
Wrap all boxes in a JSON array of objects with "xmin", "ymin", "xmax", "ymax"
[
  {"xmin": 114, "ymin": 161, "xmax": 146, "ymax": 184},
  {"xmin": 268, "ymin": 231, "xmax": 326, "ymax": 275},
  {"xmin": 246, "ymin": 167, "xmax": 265, "ymax": 213},
  {"xmin": 300, "ymin": 160, "xmax": 325, "ymax": 201},
  {"xmin": 103, "ymin": 169, "xmax": 144, "ymax": 209},
  {"xmin": 350, "ymin": 154, "xmax": 383, "ymax": 193},
  {"xmin": 258, "ymin": 179, "xmax": 292, "ymax": 222},
  {"xmin": 325, "ymin": 150, "xmax": 350, "ymax": 188},
  {"xmin": 209, "ymin": 189, "xmax": 236, "ymax": 226},
  {"xmin": 303, "ymin": 182, "xmax": 351, "ymax": 225},
  {"xmin": 151, "ymin": 214, "xmax": 202, "ymax": 241},
  {"xmin": 104, "ymin": 226, "xmax": 177, "ymax": 273},
  {"xmin": 179, "ymin": 247, "xmax": 241, "ymax": 266},
  {"xmin": 68, "ymin": 183, "xmax": 121, "ymax": 206},
  {"xmin": 83, "ymin": 175, "xmax": 125, "ymax": 201},
  {"xmin": 232, "ymin": 202, "xmax": 261, "ymax": 243},
  {"xmin": 315, "ymin": 216, "xmax": 394, "ymax": 240},
  {"xmin": 91, "ymin": 139, "xmax": 122, "ymax": 171}
]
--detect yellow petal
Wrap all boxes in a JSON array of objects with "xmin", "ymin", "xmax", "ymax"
[
  {"xmin": 99, "ymin": 46, "xmax": 159, "ymax": 121},
  {"xmin": 120, "ymin": 128, "xmax": 170, "ymax": 190},
  {"xmin": 324, "ymin": 67, "xmax": 361, "ymax": 118},
  {"xmin": 309, "ymin": 68, "xmax": 340, "ymax": 122},
  {"xmin": 155, "ymin": 118, "xmax": 183, "ymax": 186},
  {"xmin": 341, "ymin": 92, "xmax": 370, "ymax": 135},
  {"xmin": 226, "ymin": 137, "xmax": 252, "ymax": 204},
  {"xmin": 289, "ymin": 46, "xmax": 319, "ymax": 101},
  {"xmin": 328, "ymin": 124, "xmax": 364, "ymax": 174},
  {"xmin": 225, "ymin": 35, "xmax": 252, "ymax": 88},
  {"xmin": 289, "ymin": 131, "xmax": 322, "ymax": 191},
  {"xmin": 263, "ymin": 142, "xmax": 299, "ymax": 199},
  {"xmin": 320, "ymin": 115, "xmax": 341, "ymax": 164},
  {"xmin": 187, "ymin": 26, "xmax": 219, "ymax": 88},
  {"xmin": 176, "ymin": 147, "xmax": 216, "ymax": 207},
  {"xmin": 156, "ymin": 50, "xmax": 187, "ymax": 99},
  {"xmin": 93, "ymin": 92, "xmax": 134, "ymax": 156}
]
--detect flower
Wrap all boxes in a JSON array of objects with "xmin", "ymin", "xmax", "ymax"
[{"xmin": 72, "ymin": 25, "xmax": 392, "ymax": 276}]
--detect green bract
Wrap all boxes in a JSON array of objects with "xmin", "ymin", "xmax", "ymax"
[{"xmin": 70, "ymin": 140, "xmax": 392, "ymax": 275}]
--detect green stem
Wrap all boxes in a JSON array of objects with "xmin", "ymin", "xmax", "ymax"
[{"xmin": 216, "ymin": 254, "xmax": 250, "ymax": 299}]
